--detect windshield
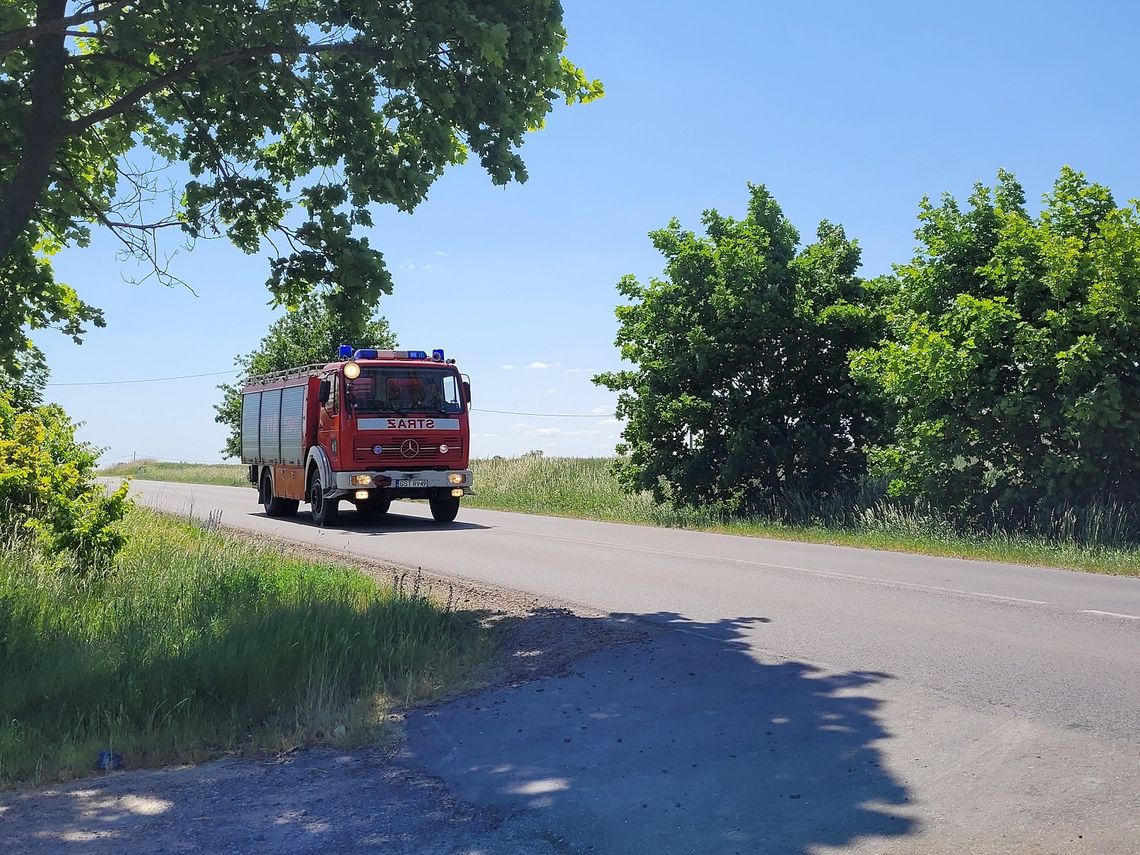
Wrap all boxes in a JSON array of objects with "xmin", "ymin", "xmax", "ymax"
[{"xmin": 346, "ymin": 367, "xmax": 463, "ymax": 415}]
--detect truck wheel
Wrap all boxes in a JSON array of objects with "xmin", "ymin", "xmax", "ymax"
[
  {"xmin": 309, "ymin": 473, "xmax": 339, "ymax": 527},
  {"xmin": 261, "ymin": 473, "xmax": 299, "ymax": 518},
  {"xmin": 428, "ymin": 497, "xmax": 460, "ymax": 524}
]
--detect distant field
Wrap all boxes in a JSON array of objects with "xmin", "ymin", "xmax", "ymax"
[
  {"xmin": 100, "ymin": 457, "xmax": 1140, "ymax": 576},
  {"xmin": 0, "ymin": 507, "xmax": 488, "ymax": 786}
]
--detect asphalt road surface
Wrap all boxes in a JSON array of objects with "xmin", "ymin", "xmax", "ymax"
[{"xmin": 117, "ymin": 481, "xmax": 1140, "ymax": 852}]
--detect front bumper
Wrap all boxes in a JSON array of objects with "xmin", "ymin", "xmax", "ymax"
[{"xmin": 332, "ymin": 469, "xmax": 473, "ymax": 498}]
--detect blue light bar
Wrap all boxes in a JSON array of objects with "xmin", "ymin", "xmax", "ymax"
[
  {"xmin": 338, "ymin": 344, "xmax": 353, "ymax": 359},
  {"xmin": 354, "ymin": 348, "xmax": 379, "ymax": 359},
  {"xmin": 432, "ymin": 348, "xmax": 445, "ymax": 361},
  {"xmin": 407, "ymin": 350, "xmax": 427, "ymax": 359}
]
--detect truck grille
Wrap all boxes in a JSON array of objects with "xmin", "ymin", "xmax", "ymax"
[{"xmin": 353, "ymin": 433, "xmax": 463, "ymax": 466}]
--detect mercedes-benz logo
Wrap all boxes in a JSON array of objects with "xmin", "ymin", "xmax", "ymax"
[{"xmin": 400, "ymin": 438, "xmax": 420, "ymax": 458}]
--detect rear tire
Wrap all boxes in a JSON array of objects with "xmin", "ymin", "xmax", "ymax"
[
  {"xmin": 428, "ymin": 497, "xmax": 460, "ymax": 524},
  {"xmin": 309, "ymin": 472, "xmax": 339, "ymax": 527},
  {"xmin": 261, "ymin": 473, "xmax": 299, "ymax": 518}
]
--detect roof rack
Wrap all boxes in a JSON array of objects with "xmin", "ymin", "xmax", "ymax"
[{"xmin": 244, "ymin": 363, "xmax": 332, "ymax": 386}]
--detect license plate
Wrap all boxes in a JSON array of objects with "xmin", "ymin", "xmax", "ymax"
[{"xmin": 396, "ymin": 479, "xmax": 429, "ymax": 488}]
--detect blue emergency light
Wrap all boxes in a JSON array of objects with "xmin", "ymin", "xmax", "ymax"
[
  {"xmin": 432, "ymin": 348, "xmax": 445, "ymax": 361},
  {"xmin": 354, "ymin": 348, "xmax": 379, "ymax": 359},
  {"xmin": 406, "ymin": 350, "xmax": 427, "ymax": 359},
  {"xmin": 338, "ymin": 344, "xmax": 353, "ymax": 359}
]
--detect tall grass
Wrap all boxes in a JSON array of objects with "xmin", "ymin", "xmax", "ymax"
[
  {"xmin": 101, "ymin": 459, "xmax": 250, "ymax": 488},
  {"xmin": 467, "ymin": 457, "xmax": 1140, "ymax": 575},
  {"xmin": 100, "ymin": 457, "xmax": 1140, "ymax": 575},
  {"xmin": 0, "ymin": 508, "xmax": 486, "ymax": 786}
]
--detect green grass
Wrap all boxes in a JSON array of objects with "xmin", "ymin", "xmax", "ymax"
[
  {"xmin": 0, "ymin": 507, "xmax": 488, "ymax": 787},
  {"xmin": 100, "ymin": 457, "xmax": 1140, "ymax": 576},
  {"xmin": 102, "ymin": 459, "xmax": 250, "ymax": 488}
]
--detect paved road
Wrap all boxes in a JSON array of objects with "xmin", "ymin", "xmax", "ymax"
[{"xmin": 125, "ymin": 480, "xmax": 1139, "ymax": 852}]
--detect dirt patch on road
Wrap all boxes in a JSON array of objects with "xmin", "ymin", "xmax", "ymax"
[{"xmin": 0, "ymin": 524, "xmax": 649, "ymax": 854}]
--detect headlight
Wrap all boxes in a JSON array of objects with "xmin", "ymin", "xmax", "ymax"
[
  {"xmin": 343, "ymin": 361, "xmax": 361, "ymax": 379},
  {"xmin": 447, "ymin": 473, "xmax": 466, "ymax": 485},
  {"xmin": 350, "ymin": 474, "xmax": 373, "ymax": 486},
  {"xmin": 439, "ymin": 444, "xmax": 450, "ymax": 454}
]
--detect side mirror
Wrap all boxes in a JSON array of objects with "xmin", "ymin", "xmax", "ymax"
[
  {"xmin": 318, "ymin": 379, "xmax": 331, "ymax": 405},
  {"xmin": 462, "ymin": 380, "xmax": 471, "ymax": 407}
]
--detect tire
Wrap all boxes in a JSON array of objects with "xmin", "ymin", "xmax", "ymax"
[
  {"xmin": 428, "ymin": 497, "xmax": 460, "ymax": 524},
  {"xmin": 309, "ymin": 472, "xmax": 339, "ymax": 527},
  {"xmin": 356, "ymin": 496, "xmax": 391, "ymax": 518},
  {"xmin": 261, "ymin": 473, "xmax": 299, "ymax": 518}
]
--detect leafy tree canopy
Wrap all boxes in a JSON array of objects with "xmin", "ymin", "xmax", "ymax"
[
  {"xmin": 850, "ymin": 167, "xmax": 1140, "ymax": 515},
  {"xmin": 214, "ymin": 289, "xmax": 396, "ymax": 457},
  {"xmin": 595, "ymin": 184, "xmax": 883, "ymax": 514},
  {"xmin": 0, "ymin": 0, "xmax": 601, "ymax": 375}
]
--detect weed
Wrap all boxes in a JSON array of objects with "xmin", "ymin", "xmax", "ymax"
[{"xmin": 0, "ymin": 508, "xmax": 487, "ymax": 786}]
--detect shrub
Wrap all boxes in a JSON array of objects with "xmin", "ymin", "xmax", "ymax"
[{"xmin": 0, "ymin": 391, "xmax": 128, "ymax": 573}]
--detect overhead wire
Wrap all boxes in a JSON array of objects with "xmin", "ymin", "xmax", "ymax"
[
  {"xmin": 47, "ymin": 369, "xmax": 239, "ymax": 386},
  {"xmin": 45, "ymin": 372, "xmax": 616, "ymax": 418}
]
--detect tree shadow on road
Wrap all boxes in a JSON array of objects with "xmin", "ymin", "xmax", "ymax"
[{"xmin": 405, "ymin": 609, "xmax": 917, "ymax": 854}]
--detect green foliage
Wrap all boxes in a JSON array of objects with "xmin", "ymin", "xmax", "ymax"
[
  {"xmin": 0, "ymin": 390, "xmax": 128, "ymax": 573},
  {"xmin": 0, "ymin": 0, "xmax": 602, "ymax": 373},
  {"xmin": 595, "ymin": 184, "xmax": 883, "ymax": 514},
  {"xmin": 0, "ymin": 507, "xmax": 486, "ymax": 784},
  {"xmin": 214, "ymin": 289, "xmax": 396, "ymax": 457},
  {"xmin": 850, "ymin": 168, "xmax": 1140, "ymax": 517}
]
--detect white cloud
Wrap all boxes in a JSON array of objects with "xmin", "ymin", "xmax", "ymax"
[
  {"xmin": 598, "ymin": 418, "xmax": 623, "ymax": 426},
  {"xmin": 398, "ymin": 258, "xmax": 415, "ymax": 270},
  {"xmin": 591, "ymin": 405, "xmax": 612, "ymax": 415},
  {"xmin": 501, "ymin": 364, "xmax": 516, "ymax": 370},
  {"xmin": 527, "ymin": 361, "xmax": 555, "ymax": 369},
  {"xmin": 565, "ymin": 367, "xmax": 583, "ymax": 374},
  {"xmin": 471, "ymin": 432, "xmax": 498, "ymax": 438},
  {"xmin": 528, "ymin": 427, "xmax": 603, "ymax": 437},
  {"xmin": 508, "ymin": 422, "xmax": 531, "ymax": 429},
  {"xmin": 435, "ymin": 250, "xmax": 448, "ymax": 257},
  {"xmin": 545, "ymin": 388, "xmax": 557, "ymax": 394}
]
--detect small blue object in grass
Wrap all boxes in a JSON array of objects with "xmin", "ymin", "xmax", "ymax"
[{"xmin": 95, "ymin": 750, "xmax": 123, "ymax": 771}]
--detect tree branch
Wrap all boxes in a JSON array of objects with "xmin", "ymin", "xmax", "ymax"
[
  {"xmin": 0, "ymin": 0, "xmax": 135, "ymax": 57},
  {"xmin": 66, "ymin": 39, "xmax": 382, "ymax": 135}
]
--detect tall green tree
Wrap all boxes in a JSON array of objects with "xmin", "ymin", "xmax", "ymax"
[
  {"xmin": 595, "ymin": 184, "xmax": 883, "ymax": 514},
  {"xmin": 214, "ymin": 291, "xmax": 395, "ymax": 458},
  {"xmin": 850, "ymin": 167, "xmax": 1140, "ymax": 516},
  {"xmin": 0, "ymin": 1, "xmax": 602, "ymax": 372}
]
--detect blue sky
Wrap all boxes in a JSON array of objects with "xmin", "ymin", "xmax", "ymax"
[{"xmin": 38, "ymin": 0, "xmax": 1140, "ymax": 462}]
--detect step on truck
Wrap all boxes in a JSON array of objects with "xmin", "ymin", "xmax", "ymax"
[{"xmin": 240, "ymin": 346, "xmax": 473, "ymax": 526}]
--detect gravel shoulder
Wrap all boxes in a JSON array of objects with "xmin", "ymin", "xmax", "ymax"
[{"xmin": 0, "ymin": 525, "xmax": 649, "ymax": 854}]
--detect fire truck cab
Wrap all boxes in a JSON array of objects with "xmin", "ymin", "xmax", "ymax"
[{"xmin": 240, "ymin": 347, "xmax": 473, "ymax": 527}]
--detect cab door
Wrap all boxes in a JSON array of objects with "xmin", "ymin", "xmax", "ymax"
[{"xmin": 317, "ymin": 372, "xmax": 342, "ymax": 469}]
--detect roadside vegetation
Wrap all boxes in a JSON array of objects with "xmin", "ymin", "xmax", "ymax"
[
  {"xmin": 0, "ymin": 507, "xmax": 488, "ymax": 787},
  {"xmin": 101, "ymin": 457, "xmax": 1140, "ymax": 576}
]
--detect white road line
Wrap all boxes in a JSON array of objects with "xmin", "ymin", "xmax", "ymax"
[
  {"xmin": 1081, "ymin": 610, "xmax": 1140, "ymax": 620},
  {"xmin": 504, "ymin": 528, "xmax": 1050, "ymax": 606}
]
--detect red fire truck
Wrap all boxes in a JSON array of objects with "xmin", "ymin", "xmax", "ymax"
[{"xmin": 240, "ymin": 347, "xmax": 472, "ymax": 526}]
